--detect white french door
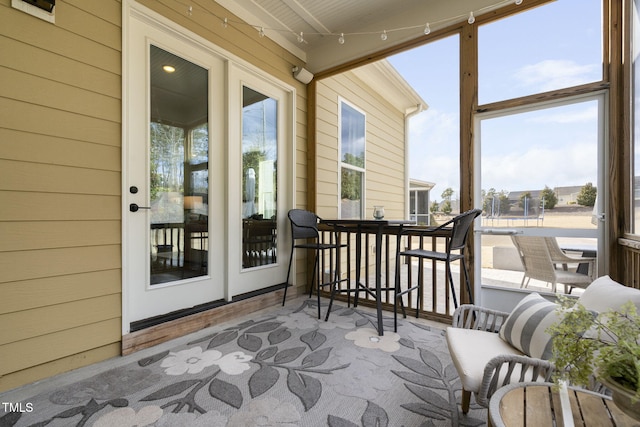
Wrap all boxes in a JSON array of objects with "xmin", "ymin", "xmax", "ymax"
[
  {"xmin": 123, "ymin": 12, "xmax": 226, "ymax": 330},
  {"xmin": 123, "ymin": 4, "xmax": 295, "ymax": 332}
]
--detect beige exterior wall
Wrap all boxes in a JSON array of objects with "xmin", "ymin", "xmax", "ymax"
[
  {"xmin": 316, "ymin": 71, "xmax": 407, "ymax": 219},
  {"xmin": 0, "ymin": 0, "xmax": 308, "ymax": 392},
  {"xmin": 0, "ymin": 0, "xmax": 123, "ymax": 392}
]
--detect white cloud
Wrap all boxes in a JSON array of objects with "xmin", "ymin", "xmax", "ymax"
[
  {"xmin": 482, "ymin": 141, "xmax": 597, "ymax": 192},
  {"xmin": 529, "ymin": 105, "xmax": 598, "ymax": 124},
  {"xmin": 408, "ymin": 109, "xmax": 460, "ymax": 196},
  {"xmin": 515, "ymin": 59, "xmax": 598, "ymax": 92}
]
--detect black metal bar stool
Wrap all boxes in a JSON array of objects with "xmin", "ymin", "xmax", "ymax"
[
  {"xmin": 393, "ymin": 209, "xmax": 482, "ymax": 331},
  {"xmin": 282, "ymin": 209, "xmax": 347, "ymax": 319}
]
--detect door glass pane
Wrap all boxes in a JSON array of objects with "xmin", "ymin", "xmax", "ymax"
[
  {"xmin": 479, "ymin": 99, "xmax": 600, "ymax": 294},
  {"xmin": 242, "ymin": 86, "xmax": 278, "ymax": 269},
  {"xmin": 478, "ymin": 0, "xmax": 602, "ymax": 105},
  {"xmin": 633, "ymin": 0, "xmax": 640, "ymax": 233},
  {"xmin": 149, "ymin": 45, "xmax": 209, "ymax": 285}
]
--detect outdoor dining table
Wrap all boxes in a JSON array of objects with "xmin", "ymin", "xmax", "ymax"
[{"xmin": 320, "ymin": 218, "xmax": 415, "ymax": 335}]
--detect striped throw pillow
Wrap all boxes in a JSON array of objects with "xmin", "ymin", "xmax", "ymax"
[{"xmin": 499, "ymin": 293, "xmax": 561, "ymax": 360}]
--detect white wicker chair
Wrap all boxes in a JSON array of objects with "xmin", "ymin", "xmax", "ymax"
[
  {"xmin": 446, "ymin": 304, "xmax": 555, "ymax": 412},
  {"xmin": 511, "ymin": 235, "xmax": 592, "ymax": 294},
  {"xmin": 446, "ymin": 276, "xmax": 640, "ymax": 414}
]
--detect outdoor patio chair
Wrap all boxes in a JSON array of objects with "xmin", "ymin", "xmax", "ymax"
[
  {"xmin": 446, "ymin": 276, "xmax": 640, "ymax": 413},
  {"xmin": 511, "ymin": 235, "xmax": 593, "ymax": 294},
  {"xmin": 393, "ymin": 208, "xmax": 482, "ymax": 331},
  {"xmin": 545, "ymin": 236, "xmax": 597, "ymax": 288},
  {"xmin": 282, "ymin": 209, "xmax": 347, "ymax": 319}
]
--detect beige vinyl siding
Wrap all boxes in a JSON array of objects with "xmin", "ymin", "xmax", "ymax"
[
  {"xmin": 0, "ymin": 0, "xmax": 308, "ymax": 391},
  {"xmin": 316, "ymin": 71, "xmax": 407, "ymax": 219},
  {"xmin": 0, "ymin": 0, "xmax": 123, "ymax": 392}
]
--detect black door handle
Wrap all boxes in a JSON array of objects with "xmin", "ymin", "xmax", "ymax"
[{"xmin": 130, "ymin": 203, "xmax": 151, "ymax": 212}]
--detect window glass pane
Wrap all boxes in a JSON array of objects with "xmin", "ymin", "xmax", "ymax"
[
  {"xmin": 633, "ymin": 0, "xmax": 640, "ymax": 233},
  {"xmin": 242, "ymin": 86, "xmax": 278, "ymax": 268},
  {"xmin": 481, "ymin": 101, "xmax": 598, "ymax": 226},
  {"xmin": 340, "ymin": 101, "xmax": 365, "ymax": 219},
  {"xmin": 479, "ymin": 100, "xmax": 600, "ymax": 293},
  {"xmin": 478, "ymin": 0, "xmax": 602, "ymax": 105},
  {"xmin": 341, "ymin": 168, "xmax": 362, "ymax": 219},
  {"xmin": 149, "ymin": 45, "xmax": 209, "ymax": 285},
  {"xmin": 341, "ymin": 102, "xmax": 365, "ymax": 168}
]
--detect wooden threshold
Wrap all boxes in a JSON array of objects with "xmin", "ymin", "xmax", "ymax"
[{"xmin": 122, "ymin": 287, "xmax": 297, "ymax": 355}]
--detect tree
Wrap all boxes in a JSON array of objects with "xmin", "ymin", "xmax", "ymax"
[
  {"xmin": 577, "ymin": 182, "xmax": 597, "ymax": 207},
  {"xmin": 442, "ymin": 200, "xmax": 452, "ymax": 215},
  {"xmin": 441, "ymin": 187, "xmax": 454, "ymax": 202},
  {"xmin": 540, "ymin": 186, "xmax": 558, "ymax": 209},
  {"xmin": 430, "ymin": 201, "xmax": 439, "ymax": 213},
  {"xmin": 483, "ymin": 188, "xmax": 511, "ymax": 215},
  {"xmin": 341, "ymin": 169, "xmax": 362, "ymax": 200},
  {"xmin": 518, "ymin": 192, "xmax": 532, "ymax": 209}
]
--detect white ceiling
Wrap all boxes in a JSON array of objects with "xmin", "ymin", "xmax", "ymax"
[{"xmin": 216, "ymin": 0, "xmax": 508, "ymax": 73}]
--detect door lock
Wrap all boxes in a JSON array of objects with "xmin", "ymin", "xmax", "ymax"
[{"xmin": 129, "ymin": 203, "xmax": 151, "ymax": 212}]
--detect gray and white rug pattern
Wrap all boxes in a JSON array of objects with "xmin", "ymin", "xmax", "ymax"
[{"xmin": 1, "ymin": 300, "xmax": 486, "ymax": 426}]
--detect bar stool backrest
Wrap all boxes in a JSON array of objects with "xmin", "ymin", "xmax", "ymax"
[
  {"xmin": 448, "ymin": 209, "xmax": 482, "ymax": 252},
  {"xmin": 288, "ymin": 209, "xmax": 320, "ymax": 241}
]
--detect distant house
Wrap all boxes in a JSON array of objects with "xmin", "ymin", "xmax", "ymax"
[
  {"xmin": 506, "ymin": 190, "xmax": 543, "ymax": 207},
  {"xmin": 409, "ymin": 179, "xmax": 435, "ymax": 225},
  {"xmin": 556, "ymin": 185, "xmax": 586, "ymax": 206}
]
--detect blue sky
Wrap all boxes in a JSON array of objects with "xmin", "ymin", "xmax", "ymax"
[{"xmin": 388, "ymin": 0, "xmax": 602, "ymax": 201}]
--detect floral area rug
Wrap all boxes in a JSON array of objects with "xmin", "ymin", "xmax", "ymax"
[{"xmin": 1, "ymin": 300, "xmax": 487, "ymax": 427}]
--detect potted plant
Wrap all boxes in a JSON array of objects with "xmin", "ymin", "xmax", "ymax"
[{"xmin": 548, "ymin": 298, "xmax": 640, "ymax": 420}]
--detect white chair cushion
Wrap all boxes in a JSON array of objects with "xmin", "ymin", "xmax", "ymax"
[
  {"xmin": 498, "ymin": 293, "xmax": 561, "ymax": 360},
  {"xmin": 446, "ymin": 327, "xmax": 523, "ymax": 393},
  {"xmin": 578, "ymin": 275, "xmax": 640, "ymax": 313}
]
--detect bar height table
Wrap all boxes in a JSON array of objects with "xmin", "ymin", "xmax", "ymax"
[{"xmin": 321, "ymin": 219, "xmax": 415, "ymax": 335}]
